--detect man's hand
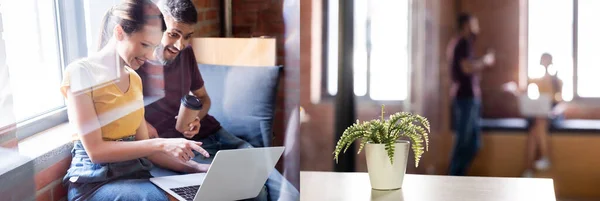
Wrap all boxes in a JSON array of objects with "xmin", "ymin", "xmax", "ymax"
[
  {"xmin": 483, "ymin": 51, "xmax": 495, "ymax": 67},
  {"xmin": 184, "ymin": 117, "xmax": 201, "ymax": 138},
  {"xmin": 175, "ymin": 116, "xmax": 201, "ymax": 139}
]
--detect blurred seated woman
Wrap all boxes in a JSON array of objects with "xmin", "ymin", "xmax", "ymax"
[
  {"xmin": 60, "ymin": 1, "xmax": 208, "ymax": 200},
  {"xmin": 504, "ymin": 53, "xmax": 565, "ymax": 178}
]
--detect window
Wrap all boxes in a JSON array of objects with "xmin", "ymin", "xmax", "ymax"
[
  {"xmin": 325, "ymin": 0, "xmax": 410, "ymax": 101},
  {"xmin": 576, "ymin": 0, "xmax": 600, "ymax": 98},
  {"xmin": 528, "ymin": 0, "xmax": 600, "ymax": 100},
  {"xmin": 0, "ymin": 0, "xmax": 118, "ymax": 140},
  {"xmin": 83, "ymin": 0, "xmax": 120, "ymax": 54},
  {"xmin": 1, "ymin": 0, "xmax": 66, "ymax": 139}
]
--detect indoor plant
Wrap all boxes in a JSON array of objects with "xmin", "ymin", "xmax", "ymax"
[{"xmin": 333, "ymin": 105, "xmax": 430, "ymax": 190}]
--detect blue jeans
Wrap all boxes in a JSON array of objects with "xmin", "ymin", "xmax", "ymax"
[
  {"xmin": 150, "ymin": 128, "xmax": 300, "ymax": 201},
  {"xmin": 64, "ymin": 139, "xmax": 169, "ymax": 201},
  {"xmin": 449, "ymin": 98, "xmax": 482, "ymax": 176}
]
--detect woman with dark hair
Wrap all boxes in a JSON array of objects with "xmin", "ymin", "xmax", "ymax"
[{"xmin": 60, "ymin": 0, "xmax": 209, "ymax": 200}]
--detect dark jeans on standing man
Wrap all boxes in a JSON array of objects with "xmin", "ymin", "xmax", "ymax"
[{"xmin": 449, "ymin": 98, "xmax": 482, "ymax": 176}]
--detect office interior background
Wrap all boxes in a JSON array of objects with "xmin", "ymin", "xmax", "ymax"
[{"xmin": 301, "ymin": 0, "xmax": 600, "ymax": 200}]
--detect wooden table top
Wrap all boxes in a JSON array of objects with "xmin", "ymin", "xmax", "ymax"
[{"xmin": 300, "ymin": 171, "xmax": 556, "ymax": 201}]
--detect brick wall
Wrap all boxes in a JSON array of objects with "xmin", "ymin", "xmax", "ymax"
[
  {"xmin": 298, "ymin": 0, "xmax": 335, "ymax": 170},
  {"xmin": 415, "ymin": 0, "xmax": 458, "ymax": 175},
  {"xmin": 231, "ymin": 0, "xmax": 286, "ymax": 65},
  {"xmin": 33, "ymin": 157, "xmax": 70, "ymax": 201},
  {"xmin": 192, "ymin": 0, "xmax": 222, "ymax": 37},
  {"xmin": 0, "ymin": 125, "xmax": 17, "ymax": 149}
]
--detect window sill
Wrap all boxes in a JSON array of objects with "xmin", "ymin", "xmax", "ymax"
[
  {"xmin": 567, "ymin": 99, "xmax": 600, "ymax": 107},
  {"xmin": 480, "ymin": 118, "xmax": 600, "ymax": 134},
  {"xmin": 0, "ymin": 123, "xmax": 74, "ymax": 200},
  {"xmin": 16, "ymin": 123, "xmax": 74, "ymax": 173}
]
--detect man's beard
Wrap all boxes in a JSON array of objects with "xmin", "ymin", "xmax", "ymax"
[{"xmin": 148, "ymin": 45, "xmax": 174, "ymax": 66}]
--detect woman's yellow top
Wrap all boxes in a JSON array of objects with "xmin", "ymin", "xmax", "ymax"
[{"xmin": 60, "ymin": 59, "xmax": 144, "ymax": 141}]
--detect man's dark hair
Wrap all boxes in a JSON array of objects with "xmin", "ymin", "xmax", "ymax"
[
  {"xmin": 158, "ymin": 0, "xmax": 198, "ymax": 25},
  {"xmin": 457, "ymin": 13, "xmax": 472, "ymax": 31}
]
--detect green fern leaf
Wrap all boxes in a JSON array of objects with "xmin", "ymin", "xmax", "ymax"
[
  {"xmin": 384, "ymin": 140, "xmax": 395, "ymax": 164},
  {"xmin": 406, "ymin": 126, "xmax": 425, "ymax": 167},
  {"xmin": 357, "ymin": 138, "xmax": 369, "ymax": 154},
  {"xmin": 413, "ymin": 125, "xmax": 429, "ymax": 152},
  {"xmin": 415, "ymin": 115, "xmax": 431, "ymax": 132}
]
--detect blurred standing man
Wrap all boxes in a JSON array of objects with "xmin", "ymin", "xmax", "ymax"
[{"xmin": 448, "ymin": 13, "xmax": 495, "ymax": 176}]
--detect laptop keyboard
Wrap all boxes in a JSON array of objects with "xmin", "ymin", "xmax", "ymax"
[{"xmin": 170, "ymin": 185, "xmax": 201, "ymax": 201}]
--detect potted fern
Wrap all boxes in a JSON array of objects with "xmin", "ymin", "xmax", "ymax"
[{"xmin": 333, "ymin": 105, "xmax": 430, "ymax": 190}]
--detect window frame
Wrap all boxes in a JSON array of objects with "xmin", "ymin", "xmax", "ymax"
[
  {"xmin": 526, "ymin": 0, "xmax": 600, "ymax": 103},
  {"xmin": 4, "ymin": 0, "xmax": 89, "ymax": 141},
  {"xmin": 321, "ymin": 0, "xmax": 410, "ymax": 105},
  {"xmin": 569, "ymin": 0, "xmax": 600, "ymax": 103}
]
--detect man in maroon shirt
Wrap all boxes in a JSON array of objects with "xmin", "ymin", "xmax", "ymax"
[
  {"xmin": 137, "ymin": 1, "xmax": 298, "ymax": 200},
  {"xmin": 448, "ymin": 13, "xmax": 495, "ymax": 176}
]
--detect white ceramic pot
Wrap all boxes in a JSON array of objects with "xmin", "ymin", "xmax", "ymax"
[{"xmin": 365, "ymin": 140, "xmax": 410, "ymax": 190}]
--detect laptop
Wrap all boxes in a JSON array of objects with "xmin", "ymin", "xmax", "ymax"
[
  {"xmin": 150, "ymin": 147, "xmax": 285, "ymax": 201},
  {"xmin": 518, "ymin": 94, "xmax": 552, "ymax": 117}
]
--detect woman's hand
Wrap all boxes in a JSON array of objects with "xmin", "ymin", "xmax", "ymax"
[
  {"xmin": 550, "ymin": 102, "xmax": 567, "ymax": 118},
  {"xmin": 502, "ymin": 81, "xmax": 519, "ymax": 96},
  {"xmin": 158, "ymin": 138, "xmax": 210, "ymax": 162},
  {"xmin": 186, "ymin": 161, "xmax": 211, "ymax": 173}
]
